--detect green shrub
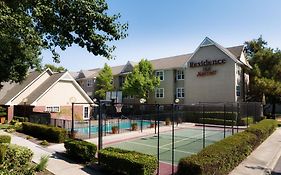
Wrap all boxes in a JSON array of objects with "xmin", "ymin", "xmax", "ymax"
[
  {"xmin": 198, "ymin": 118, "xmax": 236, "ymax": 126},
  {"xmin": 98, "ymin": 147, "xmax": 157, "ymax": 175},
  {"xmin": 0, "ymin": 144, "xmax": 8, "ymax": 164},
  {"xmin": 21, "ymin": 122, "xmax": 67, "ymax": 143},
  {"xmin": 40, "ymin": 140, "xmax": 49, "ymax": 146},
  {"xmin": 0, "ymin": 135, "xmax": 11, "ymax": 144},
  {"xmin": 181, "ymin": 111, "xmax": 237, "ymax": 123},
  {"xmin": 177, "ymin": 119, "xmax": 277, "ymax": 175},
  {"xmin": 238, "ymin": 117, "xmax": 254, "ymax": 126},
  {"xmin": 13, "ymin": 116, "xmax": 29, "ymax": 122},
  {"xmin": 0, "ymin": 144, "xmax": 34, "ymax": 175},
  {"xmin": 245, "ymin": 119, "xmax": 278, "ymax": 143},
  {"xmin": 64, "ymin": 139, "xmax": 97, "ymax": 163},
  {"xmin": 35, "ymin": 155, "xmax": 49, "ymax": 172}
]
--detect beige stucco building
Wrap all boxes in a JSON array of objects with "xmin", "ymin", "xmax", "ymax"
[
  {"xmin": 74, "ymin": 37, "xmax": 251, "ymax": 105},
  {"xmin": 0, "ymin": 69, "xmax": 93, "ymax": 122}
]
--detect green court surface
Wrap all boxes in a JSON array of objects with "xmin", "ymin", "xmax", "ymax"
[{"xmin": 109, "ymin": 127, "xmax": 233, "ymax": 165}]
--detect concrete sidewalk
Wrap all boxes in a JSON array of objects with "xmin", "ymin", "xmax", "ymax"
[
  {"xmin": 229, "ymin": 128, "xmax": 281, "ymax": 175},
  {"xmin": 0, "ymin": 130, "xmax": 102, "ymax": 175}
]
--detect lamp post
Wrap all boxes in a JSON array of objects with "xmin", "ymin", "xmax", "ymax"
[
  {"xmin": 172, "ymin": 98, "xmax": 179, "ymax": 175},
  {"xmin": 140, "ymin": 98, "xmax": 146, "ymax": 132}
]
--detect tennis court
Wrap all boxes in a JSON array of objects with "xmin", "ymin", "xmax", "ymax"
[{"xmin": 109, "ymin": 125, "xmax": 234, "ymax": 165}]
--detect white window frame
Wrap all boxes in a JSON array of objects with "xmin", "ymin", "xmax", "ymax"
[
  {"xmin": 86, "ymin": 79, "xmax": 93, "ymax": 87},
  {"xmin": 176, "ymin": 87, "xmax": 184, "ymax": 98},
  {"xmin": 176, "ymin": 70, "xmax": 184, "ymax": 80},
  {"xmin": 83, "ymin": 106, "xmax": 89, "ymax": 119},
  {"xmin": 155, "ymin": 88, "xmax": 164, "ymax": 98},
  {"xmin": 156, "ymin": 70, "xmax": 164, "ymax": 81},
  {"xmin": 45, "ymin": 106, "xmax": 60, "ymax": 113}
]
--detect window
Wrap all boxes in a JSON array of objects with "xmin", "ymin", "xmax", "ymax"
[
  {"xmin": 84, "ymin": 106, "xmax": 89, "ymax": 119},
  {"xmin": 176, "ymin": 88, "xmax": 184, "ymax": 98},
  {"xmin": 236, "ymin": 85, "xmax": 241, "ymax": 97},
  {"xmin": 176, "ymin": 70, "xmax": 184, "ymax": 80},
  {"xmin": 45, "ymin": 106, "xmax": 60, "ymax": 113},
  {"xmin": 86, "ymin": 79, "xmax": 93, "ymax": 87},
  {"xmin": 156, "ymin": 70, "xmax": 164, "ymax": 81},
  {"xmin": 155, "ymin": 88, "xmax": 164, "ymax": 98}
]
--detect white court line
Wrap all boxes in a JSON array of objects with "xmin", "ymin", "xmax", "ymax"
[
  {"xmin": 125, "ymin": 141, "xmax": 195, "ymax": 155},
  {"xmin": 160, "ymin": 131, "xmax": 222, "ymax": 148}
]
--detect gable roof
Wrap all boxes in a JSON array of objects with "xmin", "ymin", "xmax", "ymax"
[
  {"xmin": 24, "ymin": 72, "xmax": 65, "ymax": 105},
  {"xmin": 149, "ymin": 54, "xmax": 192, "ymax": 70},
  {"xmin": 0, "ymin": 69, "xmax": 93, "ymax": 105},
  {"xmin": 0, "ymin": 71, "xmax": 48, "ymax": 104}
]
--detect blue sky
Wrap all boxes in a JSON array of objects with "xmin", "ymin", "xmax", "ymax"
[{"xmin": 42, "ymin": 0, "xmax": 281, "ymax": 71}]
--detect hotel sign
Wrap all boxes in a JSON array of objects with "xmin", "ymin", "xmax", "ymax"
[
  {"xmin": 189, "ymin": 59, "xmax": 226, "ymax": 68},
  {"xmin": 189, "ymin": 59, "xmax": 226, "ymax": 77}
]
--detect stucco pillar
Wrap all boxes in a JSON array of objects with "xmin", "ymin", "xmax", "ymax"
[{"xmin": 7, "ymin": 105, "xmax": 14, "ymax": 122}]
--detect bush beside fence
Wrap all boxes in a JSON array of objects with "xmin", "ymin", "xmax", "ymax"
[
  {"xmin": 98, "ymin": 147, "xmax": 157, "ymax": 175},
  {"xmin": 177, "ymin": 119, "xmax": 278, "ymax": 175},
  {"xmin": 64, "ymin": 139, "xmax": 97, "ymax": 162},
  {"xmin": 21, "ymin": 122, "xmax": 67, "ymax": 143}
]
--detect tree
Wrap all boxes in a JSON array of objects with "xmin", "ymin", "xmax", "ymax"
[
  {"xmin": 245, "ymin": 36, "xmax": 281, "ymax": 116},
  {"xmin": 44, "ymin": 64, "xmax": 67, "ymax": 72},
  {"xmin": 122, "ymin": 59, "xmax": 160, "ymax": 99},
  {"xmin": 0, "ymin": 0, "xmax": 128, "ymax": 87},
  {"xmin": 95, "ymin": 63, "xmax": 113, "ymax": 99}
]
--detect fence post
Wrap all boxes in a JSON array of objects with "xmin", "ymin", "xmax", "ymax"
[
  {"xmin": 231, "ymin": 103, "xmax": 234, "ymax": 135},
  {"xmin": 237, "ymin": 103, "xmax": 240, "ymax": 133},
  {"xmin": 89, "ymin": 119, "xmax": 91, "ymax": 139},
  {"xmin": 223, "ymin": 104, "xmax": 226, "ymax": 138},
  {"xmin": 157, "ymin": 104, "xmax": 160, "ymax": 175},
  {"xmin": 202, "ymin": 104, "xmax": 205, "ymax": 149},
  {"xmin": 172, "ymin": 103, "xmax": 175, "ymax": 175}
]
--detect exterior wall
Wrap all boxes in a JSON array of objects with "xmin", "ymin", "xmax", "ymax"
[
  {"xmin": 77, "ymin": 78, "xmax": 95, "ymax": 98},
  {"xmin": 148, "ymin": 69, "xmax": 175, "ymax": 104},
  {"xmin": 33, "ymin": 105, "xmax": 85, "ymax": 120},
  {"xmin": 36, "ymin": 80, "xmax": 90, "ymax": 106},
  {"xmin": 185, "ymin": 45, "xmax": 236, "ymax": 104},
  {"xmin": 11, "ymin": 71, "xmax": 51, "ymax": 104},
  {"xmin": 7, "ymin": 106, "xmax": 14, "ymax": 122}
]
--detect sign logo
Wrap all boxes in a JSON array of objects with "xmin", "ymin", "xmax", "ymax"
[
  {"xmin": 189, "ymin": 59, "xmax": 226, "ymax": 68},
  {"xmin": 189, "ymin": 59, "xmax": 226, "ymax": 77}
]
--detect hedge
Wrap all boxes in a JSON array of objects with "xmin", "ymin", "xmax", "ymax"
[
  {"xmin": 0, "ymin": 144, "xmax": 34, "ymax": 175},
  {"xmin": 13, "ymin": 116, "xmax": 29, "ymax": 122},
  {"xmin": 179, "ymin": 111, "xmax": 237, "ymax": 123},
  {"xmin": 98, "ymin": 147, "xmax": 157, "ymax": 175},
  {"xmin": 0, "ymin": 144, "xmax": 7, "ymax": 163},
  {"xmin": 21, "ymin": 122, "xmax": 67, "ymax": 143},
  {"xmin": 177, "ymin": 119, "xmax": 278, "ymax": 175},
  {"xmin": 0, "ymin": 135, "xmax": 11, "ymax": 144},
  {"xmin": 198, "ymin": 118, "xmax": 236, "ymax": 126},
  {"xmin": 198, "ymin": 117, "xmax": 254, "ymax": 126},
  {"xmin": 64, "ymin": 139, "xmax": 97, "ymax": 162}
]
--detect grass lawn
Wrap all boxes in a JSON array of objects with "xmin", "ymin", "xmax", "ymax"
[{"xmin": 0, "ymin": 124, "xmax": 11, "ymax": 129}]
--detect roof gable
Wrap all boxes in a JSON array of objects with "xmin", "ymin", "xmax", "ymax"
[{"xmin": 185, "ymin": 37, "xmax": 244, "ymax": 67}]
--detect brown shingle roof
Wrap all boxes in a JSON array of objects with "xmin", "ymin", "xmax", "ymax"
[
  {"xmin": 227, "ymin": 45, "xmax": 244, "ymax": 59},
  {"xmin": 25, "ymin": 72, "xmax": 65, "ymax": 104},
  {"xmin": 0, "ymin": 71, "xmax": 42, "ymax": 104}
]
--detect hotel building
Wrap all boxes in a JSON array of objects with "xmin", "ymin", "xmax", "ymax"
[{"xmin": 73, "ymin": 37, "xmax": 252, "ymax": 105}]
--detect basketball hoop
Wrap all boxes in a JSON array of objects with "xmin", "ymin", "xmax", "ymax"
[{"xmin": 115, "ymin": 104, "xmax": 123, "ymax": 113}]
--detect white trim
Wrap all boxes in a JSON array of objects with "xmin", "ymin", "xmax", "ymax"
[
  {"xmin": 6, "ymin": 68, "xmax": 53, "ymax": 105},
  {"xmin": 155, "ymin": 70, "xmax": 164, "ymax": 81},
  {"xmin": 155, "ymin": 88, "xmax": 164, "ymax": 98},
  {"xmin": 176, "ymin": 70, "xmax": 184, "ymax": 80},
  {"xmin": 83, "ymin": 106, "xmax": 90, "ymax": 119},
  {"xmin": 184, "ymin": 37, "xmax": 244, "ymax": 68},
  {"xmin": 31, "ymin": 72, "xmax": 93, "ymax": 105},
  {"xmin": 86, "ymin": 79, "xmax": 93, "ymax": 87},
  {"xmin": 45, "ymin": 105, "xmax": 60, "ymax": 113},
  {"xmin": 176, "ymin": 87, "xmax": 184, "ymax": 98}
]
